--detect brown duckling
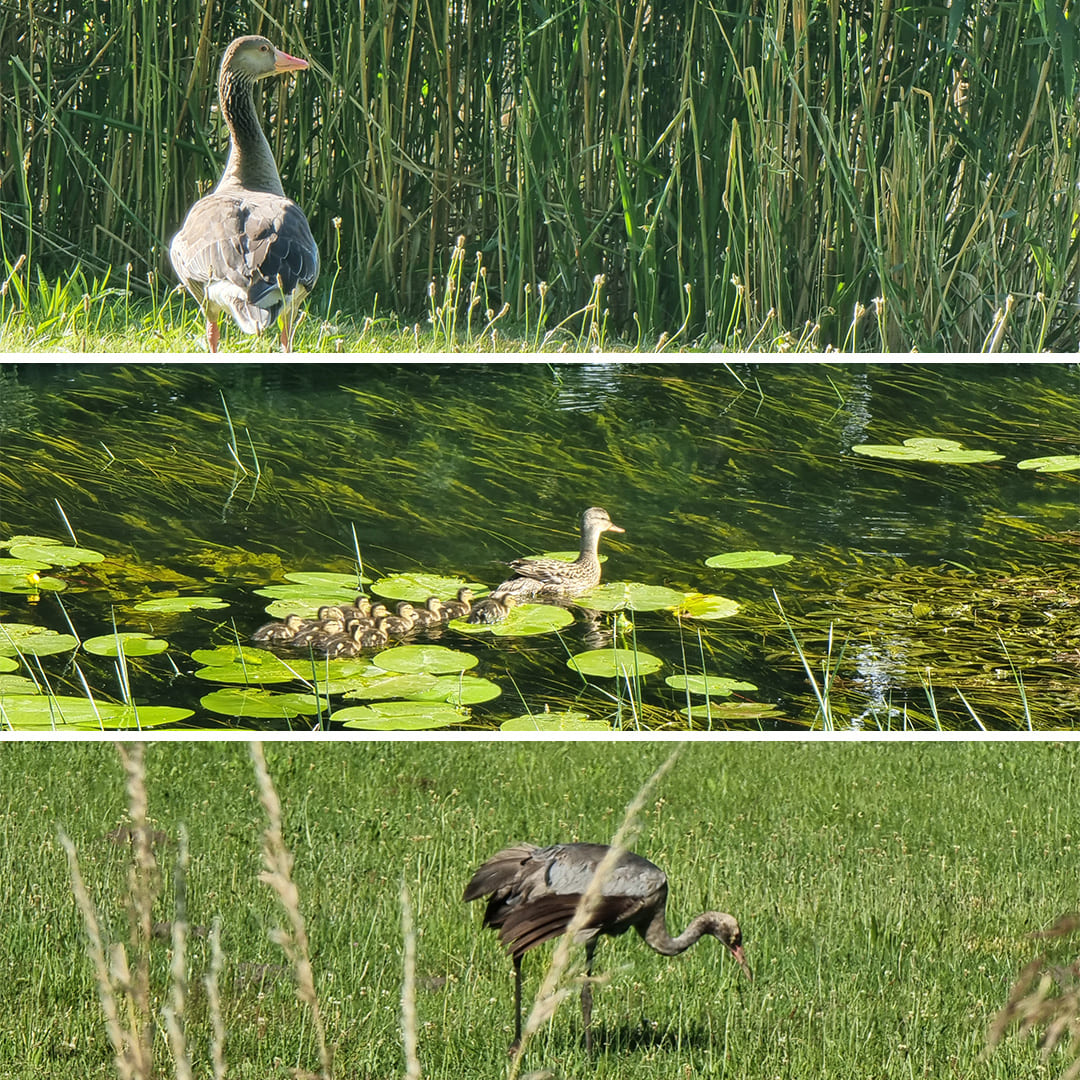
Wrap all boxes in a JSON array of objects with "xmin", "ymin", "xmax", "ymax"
[
  {"xmin": 356, "ymin": 618, "xmax": 390, "ymax": 649},
  {"xmin": 323, "ymin": 633, "xmax": 360, "ymax": 659},
  {"xmin": 380, "ymin": 602, "xmax": 418, "ymax": 637},
  {"xmin": 411, "ymin": 597, "xmax": 444, "ymax": 628},
  {"xmin": 465, "ymin": 592, "xmax": 519, "ymax": 625},
  {"xmin": 252, "ymin": 612, "xmax": 307, "ymax": 643},
  {"xmin": 350, "ymin": 595, "xmax": 372, "ymax": 618},
  {"xmin": 291, "ymin": 615, "xmax": 345, "ymax": 649},
  {"xmin": 440, "ymin": 587, "xmax": 474, "ymax": 621}
]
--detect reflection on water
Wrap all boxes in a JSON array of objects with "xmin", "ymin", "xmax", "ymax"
[{"xmin": 1, "ymin": 360, "xmax": 1077, "ymax": 730}]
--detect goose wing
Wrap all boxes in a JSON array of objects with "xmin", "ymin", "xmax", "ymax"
[{"xmin": 170, "ymin": 192, "xmax": 319, "ymax": 331}]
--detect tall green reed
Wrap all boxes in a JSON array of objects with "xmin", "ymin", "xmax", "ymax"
[{"xmin": 4, "ymin": 0, "xmax": 1080, "ymax": 347}]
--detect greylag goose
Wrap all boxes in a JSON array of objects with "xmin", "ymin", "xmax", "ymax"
[
  {"xmin": 467, "ymin": 507, "xmax": 623, "ymax": 623},
  {"xmin": 170, "ymin": 35, "xmax": 319, "ymax": 352}
]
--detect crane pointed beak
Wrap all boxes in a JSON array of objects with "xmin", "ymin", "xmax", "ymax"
[
  {"xmin": 730, "ymin": 943, "xmax": 753, "ymax": 981},
  {"xmin": 273, "ymin": 48, "xmax": 309, "ymax": 74}
]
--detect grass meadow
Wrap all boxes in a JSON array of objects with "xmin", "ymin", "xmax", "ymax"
[{"xmin": 0, "ymin": 738, "xmax": 1077, "ymax": 1079}]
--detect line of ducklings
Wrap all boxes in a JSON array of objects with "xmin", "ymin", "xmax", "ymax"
[{"xmin": 252, "ymin": 588, "xmax": 477, "ymax": 658}]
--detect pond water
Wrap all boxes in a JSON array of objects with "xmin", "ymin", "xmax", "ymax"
[{"xmin": 1, "ymin": 360, "xmax": 1077, "ymax": 731}]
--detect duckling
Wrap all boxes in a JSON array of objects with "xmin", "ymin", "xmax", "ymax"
[
  {"xmin": 317, "ymin": 604, "xmax": 350, "ymax": 622},
  {"xmin": 380, "ymin": 602, "xmax": 418, "ymax": 638},
  {"xmin": 411, "ymin": 597, "xmax": 444, "ymax": 628},
  {"xmin": 323, "ymin": 632, "xmax": 360, "ymax": 659},
  {"xmin": 291, "ymin": 615, "xmax": 344, "ymax": 649},
  {"xmin": 252, "ymin": 612, "xmax": 307, "ymax": 643},
  {"xmin": 350, "ymin": 595, "xmax": 372, "ymax": 618},
  {"xmin": 440, "ymin": 587, "xmax": 474, "ymax": 621},
  {"xmin": 466, "ymin": 592, "xmax": 519, "ymax": 625},
  {"xmin": 356, "ymin": 617, "xmax": 390, "ymax": 649}
]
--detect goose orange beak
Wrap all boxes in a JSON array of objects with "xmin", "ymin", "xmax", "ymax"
[{"xmin": 273, "ymin": 48, "xmax": 308, "ymax": 73}]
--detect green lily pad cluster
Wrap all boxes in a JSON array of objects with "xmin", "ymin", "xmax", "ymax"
[
  {"xmin": 193, "ymin": 641, "xmax": 489, "ymax": 729},
  {"xmin": 0, "ymin": 535, "xmax": 106, "ymax": 595},
  {"xmin": 851, "ymin": 436, "xmax": 1005, "ymax": 464}
]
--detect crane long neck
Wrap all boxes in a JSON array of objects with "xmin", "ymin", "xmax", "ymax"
[
  {"xmin": 216, "ymin": 70, "xmax": 284, "ymax": 196},
  {"xmin": 640, "ymin": 908, "xmax": 722, "ymax": 956}
]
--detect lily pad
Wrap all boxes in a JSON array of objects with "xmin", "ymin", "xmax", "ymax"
[
  {"xmin": 851, "ymin": 437, "xmax": 1004, "ymax": 464},
  {"xmin": 0, "ymin": 696, "xmax": 191, "ymax": 730},
  {"xmin": 0, "ymin": 557, "xmax": 53, "ymax": 575},
  {"xmin": 567, "ymin": 648, "xmax": 664, "ymax": 678},
  {"xmin": 0, "ymin": 674, "xmax": 40, "ymax": 695},
  {"xmin": 83, "ymin": 633, "xmax": 170, "ymax": 658},
  {"xmin": 0, "ymin": 624, "xmax": 78, "ymax": 657},
  {"xmin": 192, "ymin": 646, "xmax": 303, "ymax": 685},
  {"xmin": 0, "ymin": 657, "xmax": 17, "ymax": 673},
  {"xmin": 0, "ymin": 574, "xmax": 67, "ymax": 594},
  {"xmin": 573, "ymin": 582, "xmax": 686, "ymax": 612},
  {"xmin": 332, "ymin": 700, "xmax": 468, "ymax": 730},
  {"xmin": 705, "ymin": 550, "xmax": 794, "ymax": 569},
  {"xmin": 283, "ymin": 570, "xmax": 371, "ymax": 588},
  {"xmin": 500, "ymin": 711, "xmax": 612, "ymax": 731},
  {"xmin": 199, "ymin": 688, "xmax": 326, "ymax": 719},
  {"xmin": 1017, "ymin": 455, "xmax": 1080, "ymax": 473},
  {"xmin": 2, "ymin": 536, "xmax": 63, "ymax": 548},
  {"xmin": 8, "ymin": 542, "xmax": 106, "ymax": 566},
  {"xmin": 451, "ymin": 603, "xmax": 574, "ymax": 637},
  {"xmin": 680, "ymin": 701, "xmax": 787, "ymax": 723},
  {"xmin": 370, "ymin": 573, "xmax": 484, "ymax": 602},
  {"xmin": 373, "ymin": 645, "xmax": 478, "ymax": 675},
  {"xmin": 133, "ymin": 596, "xmax": 230, "ymax": 613},
  {"xmin": 674, "ymin": 592, "xmax": 741, "ymax": 620},
  {"xmin": 254, "ymin": 583, "xmax": 362, "ymax": 610},
  {"xmin": 666, "ymin": 674, "xmax": 758, "ymax": 696}
]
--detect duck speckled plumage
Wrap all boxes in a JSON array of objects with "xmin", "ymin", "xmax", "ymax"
[{"xmin": 467, "ymin": 507, "xmax": 623, "ymax": 623}]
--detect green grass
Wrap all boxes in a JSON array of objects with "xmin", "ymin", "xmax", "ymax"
[{"xmin": 1, "ymin": 740, "xmax": 1077, "ymax": 1078}]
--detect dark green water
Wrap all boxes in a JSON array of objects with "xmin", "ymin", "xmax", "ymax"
[{"xmin": 1, "ymin": 360, "xmax": 1077, "ymax": 730}]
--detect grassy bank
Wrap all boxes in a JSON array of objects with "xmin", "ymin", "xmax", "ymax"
[{"xmin": 1, "ymin": 739, "xmax": 1076, "ymax": 1078}]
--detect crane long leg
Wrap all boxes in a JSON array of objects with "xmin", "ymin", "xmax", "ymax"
[
  {"xmin": 582, "ymin": 939, "xmax": 598, "ymax": 1053},
  {"xmin": 510, "ymin": 953, "xmax": 523, "ymax": 1054}
]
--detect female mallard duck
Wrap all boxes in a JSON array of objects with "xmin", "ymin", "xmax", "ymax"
[
  {"xmin": 467, "ymin": 507, "xmax": 623, "ymax": 623},
  {"xmin": 440, "ymin": 587, "xmax": 474, "ymax": 621}
]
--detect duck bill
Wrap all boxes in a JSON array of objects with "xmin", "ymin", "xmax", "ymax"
[
  {"xmin": 606, "ymin": 522, "xmax": 625, "ymax": 533},
  {"xmin": 730, "ymin": 944, "xmax": 753, "ymax": 981},
  {"xmin": 273, "ymin": 48, "xmax": 309, "ymax": 73}
]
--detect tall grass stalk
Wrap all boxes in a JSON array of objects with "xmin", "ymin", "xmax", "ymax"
[{"xmin": 250, "ymin": 741, "xmax": 333, "ymax": 1080}]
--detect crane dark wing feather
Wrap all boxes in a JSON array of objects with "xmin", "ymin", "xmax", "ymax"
[
  {"xmin": 494, "ymin": 892, "xmax": 645, "ymax": 957},
  {"xmin": 461, "ymin": 843, "xmax": 538, "ymax": 903}
]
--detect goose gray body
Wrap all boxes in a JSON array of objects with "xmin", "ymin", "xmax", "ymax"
[{"xmin": 170, "ymin": 35, "xmax": 319, "ymax": 351}]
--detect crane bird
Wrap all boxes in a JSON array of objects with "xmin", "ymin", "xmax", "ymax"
[{"xmin": 464, "ymin": 842, "xmax": 751, "ymax": 1051}]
